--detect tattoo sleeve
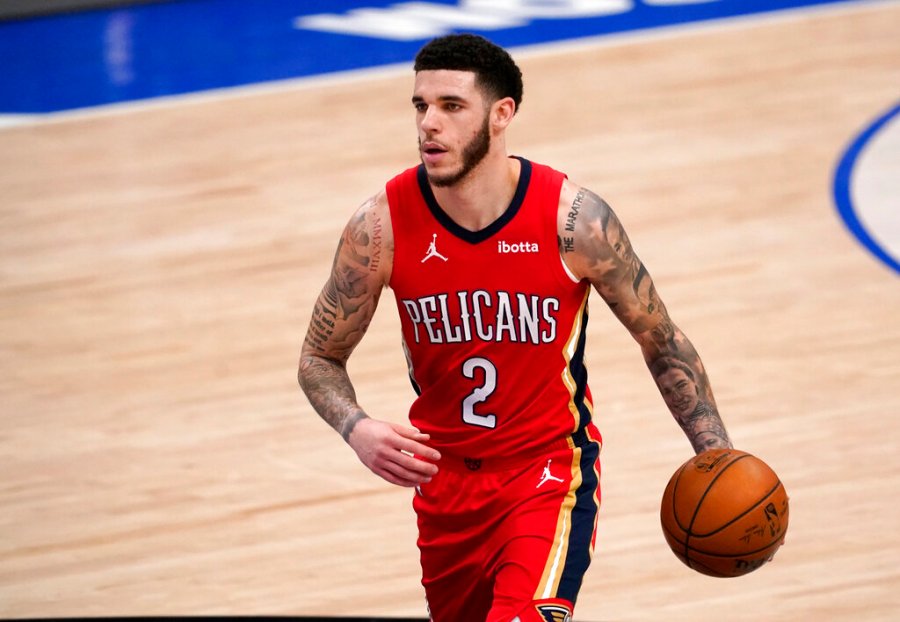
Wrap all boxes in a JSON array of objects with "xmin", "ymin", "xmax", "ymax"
[
  {"xmin": 298, "ymin": 199, "xmax": 384, "ymax": 440},
  {"xmin": 573, "ymin": 188, "xmax": 732, "ymax": 453}
]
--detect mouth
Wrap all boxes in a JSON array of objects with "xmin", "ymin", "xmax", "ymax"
[
  {"xmin": 421, "ymin": 141, "xmax": 448, "ymax": 162},
  {"xmin": 673, "ymin": 398, "xmax": 691, "ymax": 411}
]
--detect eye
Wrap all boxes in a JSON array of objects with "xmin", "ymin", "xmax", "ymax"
[
  {"xmin": 414, "ymin": 102, "xmax": 427, "ymax": 113},
  {"xmin": 445, "ymin": 102, "xmax": 461, "ymax": 112}
]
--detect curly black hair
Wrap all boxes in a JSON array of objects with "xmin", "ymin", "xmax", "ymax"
[{"xmin": 414, "ymin": 33, "xmax": 523, "ymax": 113}]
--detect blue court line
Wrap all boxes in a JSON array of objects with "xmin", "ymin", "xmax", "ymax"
[{"xmin": 832, "ymin": 102, "xmax": 900, "ymax": 276}]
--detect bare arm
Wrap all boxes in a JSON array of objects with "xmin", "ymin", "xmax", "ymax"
[
  {"xmin": 299, "ymin": 196, "xmax": 382, "ymax": 439},
  {"xmin": 298, "ymin": 193, "xmax": 440, "ymax": 485},
  {"xmin": 559, "ymin": 181, "xmax": 732, "ymax": 453}
]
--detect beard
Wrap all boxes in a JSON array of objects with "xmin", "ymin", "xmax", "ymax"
[{"xmin": 421, "ymin": 116, "xmax": 491, "ymax": 188}]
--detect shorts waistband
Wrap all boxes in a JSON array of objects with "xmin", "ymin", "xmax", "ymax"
[{"xmin": 433, "ymin": 430, "xmax": 599, "ymax": 473}]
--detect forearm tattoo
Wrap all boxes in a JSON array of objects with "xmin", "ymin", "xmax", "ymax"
[
  {"xmin": 647, "ymin": 342, "xmax": 732, "ymax": 453},
  {"xmin": 299, "ymin": 199, "xmax": 382, "ymax": 439},
  {"xmin": 570, "ymin": 188, "xmax": 732, "ymax": 453},
  {"xmin": 298, "ymin": 354, "xmax": 369, "ymax": 440}
]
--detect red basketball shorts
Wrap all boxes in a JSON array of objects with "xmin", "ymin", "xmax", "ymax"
[{"xmin": 413, "ymin": 433, "xmax": 602, "ymax": 622}]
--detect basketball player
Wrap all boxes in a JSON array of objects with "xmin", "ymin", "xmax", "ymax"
[{"xmin": 298, "ymin": 34, "xmax": 732, "ymax": 622}]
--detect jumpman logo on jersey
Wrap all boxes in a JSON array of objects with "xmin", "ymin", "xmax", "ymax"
[
  {"xmin": 421, "ymin": 233, "xmax": 449, "ymax": 263},
  {"xmin": 536, "ymin": 459, "xmax": 565, "ymax": 488}
]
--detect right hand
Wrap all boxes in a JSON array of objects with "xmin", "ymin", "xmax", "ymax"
[{"xmin": 347, "ymin": 418, "xmax": 441, "ymax": 487}]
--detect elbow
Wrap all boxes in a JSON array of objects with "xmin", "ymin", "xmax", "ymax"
[
  {"xmin": 297, "ymin": 349, "xmax": 345, "ymax": 390},
  {"xmin": 297, "ymin": 352, "xmax": 319, "ymax": 390},
  {"xmin": 297, "ymin": 345, "xmax": 316, "ymax": 389},
  {"xmin": 297, "ymin": 356, "xmax": 307, "ymax": 389}
]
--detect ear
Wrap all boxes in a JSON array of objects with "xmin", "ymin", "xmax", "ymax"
[{"xmin": 491, "ymin": 96, "xmax": 516, "ymax": 130}]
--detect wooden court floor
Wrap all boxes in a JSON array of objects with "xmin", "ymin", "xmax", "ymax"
[{"xmin": 1, "ymin": 2, "xmax": 899, "ymax": 619}]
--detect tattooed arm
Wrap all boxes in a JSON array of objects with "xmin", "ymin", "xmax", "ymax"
[
  {"xmin": 558, "ymin": 180, "xmax": 732, "ymax": 453},
  {"xmin": 298, "ymin": 192, "xmax": 440, "ymax": 486}
]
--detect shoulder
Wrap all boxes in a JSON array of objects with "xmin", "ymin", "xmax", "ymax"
[
  {"xmin": 557, "ymin": 178, "xmax": 614, "ymax": 229},
  {"xmin": 556, "ymin": 178, "xmax": 618, "ymax": 280},
  {"xmin": 340, "ymin": 189, "xmax": 394, "ymax": 286},
  {"xmin": 351, "ymin": 188, "xmax": 391, "ymax": 223}
]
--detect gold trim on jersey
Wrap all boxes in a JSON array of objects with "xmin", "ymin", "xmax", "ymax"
[
  {"xmin": 535, "ymin": 447, "xmax": 583, "ymax": 600},
  {"xmin": 538, "ymin": 287, "xmax": 601, "ymax": 601},
  {"xmin": 560, "ymin": 288, "xmax": 593, "ymax": 436}
]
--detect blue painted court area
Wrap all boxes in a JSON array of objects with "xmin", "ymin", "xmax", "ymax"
[
  {"xmin": 833, "ymin": 102, "xmax": 900, "ymax": 276},
  {"xmin": 0, "ymin": 0, "xmax": 855, "ymax": 114}
]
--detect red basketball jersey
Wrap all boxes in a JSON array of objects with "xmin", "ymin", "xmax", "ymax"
[{"xmin": 386, "ymin": 157, "xmax": 596, "ymax": 463}]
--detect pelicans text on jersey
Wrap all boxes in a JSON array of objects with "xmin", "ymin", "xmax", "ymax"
[{"xmin": 387, "ymin": 157, "xmax": 599, "ymax": 466}]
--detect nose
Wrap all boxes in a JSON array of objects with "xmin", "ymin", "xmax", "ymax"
[{"xmin": 420, "ymin": 105, "xmax": 441, "ymax": 134}]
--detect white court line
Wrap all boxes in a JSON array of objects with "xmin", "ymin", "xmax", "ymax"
[
  {"xmin": 0, "ymin": 0, "xmax": 893, "ymax": 131},
  {"xmin": 0, "ymin": 114, "xmax": 40, "ymax": 128}
]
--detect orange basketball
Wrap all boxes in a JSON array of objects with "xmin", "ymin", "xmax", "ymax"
[{"xmin": 660, "ymin": 448, "xmax": 789, "ymax": 578}]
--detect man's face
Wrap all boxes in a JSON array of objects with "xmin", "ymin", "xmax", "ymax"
[
  {"xmin": 656, "ymin": 367, "xmax": 699, "ymax": 417},
  {"xmin": 412, "ymin": 69, "xmax": 492, "ymax": 188}
]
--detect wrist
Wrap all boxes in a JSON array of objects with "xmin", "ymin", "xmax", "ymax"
[{"xmin": 340, "ymin": 410, "xmax": 369, "ymax": 442}]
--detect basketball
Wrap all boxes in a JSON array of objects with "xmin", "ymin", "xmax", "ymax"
[{"xmin": 660, "ymin": 448, "xmax": 789, "ymax": 578}]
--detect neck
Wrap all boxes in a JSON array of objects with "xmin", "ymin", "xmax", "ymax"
[{"xmin": 431, "ymin": 150, "xmax": 521, "ymax": 232}]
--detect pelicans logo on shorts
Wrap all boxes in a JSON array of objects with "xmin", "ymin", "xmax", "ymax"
[{"xmin": 535, "ymin": 603, "xmax": 572, "ymax": 622}]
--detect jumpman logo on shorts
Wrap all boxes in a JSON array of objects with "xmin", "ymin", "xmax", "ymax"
[
  {"xmin": 421, "ymin": 233, "xmax": 449, "ymax": 263},
  {"xmin": 536, "ymin": 459, "xmax": 565, "ymax": 488}
]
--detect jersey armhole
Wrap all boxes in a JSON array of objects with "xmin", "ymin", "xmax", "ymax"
[
  {"xmin": 384, "ymin": 174, "xmax": 403, "ymax": 290},
  {"xmin": 559, "ymin": 253, "xmax": 581, "ymax": 284},
  {"xmin": 548, "ymin": 171, "xmax": 584, "ymax": 287}
]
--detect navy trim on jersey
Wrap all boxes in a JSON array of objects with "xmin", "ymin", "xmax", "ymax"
[
  {"xmin": 568, "ymin": 301, "xmax": 593, "ymax": 438},
  {"xmin": 557, "ymin": 437, "xmax": 601, "ymax": 603},
  {"xmin": 408, "ymin": 372, "xmax": 422, "ymax": 396},
  {"xmin": 416, "ymin": 156, "xmax": 532, "ymax": 244}
]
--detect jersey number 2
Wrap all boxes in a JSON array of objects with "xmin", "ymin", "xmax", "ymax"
[{"xmin": 461, "ymin": 357, "xmax": 497, "ymax": 429}]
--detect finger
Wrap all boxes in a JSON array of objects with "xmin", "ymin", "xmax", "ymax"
[
  {"xmin": 382, "ymin": 459, "xmax": 434, "ymax": 486},
  {"xmin": 368, "ymin": 446, "xmax": 436, "ymax": 482},
  {"xmin": 394, "ymin": 451, "xmax": 439, "ymax": 476},
  {"xmin": 378, "ymin": 469, "xmax": 419, "ymax": 488},
  {"xmin": 380, "ymin": 473, "xmax": 418, "ymax": 487},
  {"xmin": 396, "ymin": 438, "xmax": 441, "ymax": 462},
  {"xmin": 388, "ymin": 424, "xmax": 441, "ymax": 461},
  {"xmin": 398, "ymin": 439, "xmax": 441, "ymax": 462},
  {"xmin": 393, "ymin": 424, "xmax": 433, "ymax": 443}
]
